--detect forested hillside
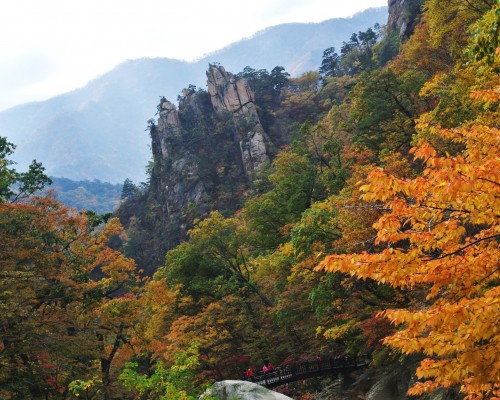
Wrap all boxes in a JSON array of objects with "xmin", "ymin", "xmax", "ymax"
[
  {"xmin": 0, "ymin": 1, "xmax": 498, "ymax": 399},
  {"xmin": 45, "ymin": 177, "xmax": 122, "ymax": 214}
]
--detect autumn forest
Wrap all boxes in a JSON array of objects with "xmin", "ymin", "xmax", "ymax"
[{"xmin": 1, "ymin": 1, "xmax": 499, "ymax": 399}]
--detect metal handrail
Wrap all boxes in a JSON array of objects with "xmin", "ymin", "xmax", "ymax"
[{"xmin": 244, "ymin": 354, "xmax": 370, "ymax": 388}]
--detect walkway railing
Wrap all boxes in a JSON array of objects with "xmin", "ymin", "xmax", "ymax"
[{"xmin": 245, "ymin": 354, "xmax": 370, "ymax": 388}]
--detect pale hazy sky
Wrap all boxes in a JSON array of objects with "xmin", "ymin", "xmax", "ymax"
[{"xmin": 0, "ymin": 0, "xmax": 386, "ymax": 111}]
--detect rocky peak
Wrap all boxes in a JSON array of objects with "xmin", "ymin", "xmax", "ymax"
[
  {"xmin": 154, "ymin": 98, "xmax": 182, "ymax": 159},
  {"xmin": 146, "ymin": 64, "xmax": 274, "ymax": 247},
  {"xmin": 157, "ymin": 98, "xmax": 181, "ymax": 134},
  {"xmin": 206, "ymin": 64, "xmax": 272, "ymax": 175},
  {"xmin": 206, "ymin": 64, "xmax": 256, "ymax": 116},
  {"xmin": 387, "ymin": 0, "xmax": 423, "ymax": 42},
  {"xmin": 178, "ymin": 86, "xmax": 211, "ymax": 123}
]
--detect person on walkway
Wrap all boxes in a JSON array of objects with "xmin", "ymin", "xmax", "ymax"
[{"xmin": 316, "ymin": 355, "xmax": 322, "ymax": 368}]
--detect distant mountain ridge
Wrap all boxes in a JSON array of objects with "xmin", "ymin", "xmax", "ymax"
[{"xmin": 0, "ymin": 7, "xmax": 387, "ymax": 184}]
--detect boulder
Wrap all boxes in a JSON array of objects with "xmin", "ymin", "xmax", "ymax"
[
  {"xmin": 200, "ymin": 380, "xmax": 293, "ymax": 400},
  {"xmin": 365, "ymin": 368, "xmax": 410, "ymax": 400}
]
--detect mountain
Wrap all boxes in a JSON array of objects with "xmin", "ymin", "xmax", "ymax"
[
  {"xmin": 45, "ymin": 177, "xmax": 123, "ymax": 214},
  {"xmin": 201, "ymin": 7, "xmax": 387, "ymax": 75},
  {"xmin": 0, "ymin": 7, "xmax": 387, "ymax": 184}
]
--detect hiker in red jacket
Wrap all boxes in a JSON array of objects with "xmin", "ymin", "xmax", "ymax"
[{"xmin": 244, "ymin": 368, "xmax": 254, "ymax": 379}]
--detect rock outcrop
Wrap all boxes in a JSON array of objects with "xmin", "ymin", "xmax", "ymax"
[
  {"xmin": 146, "ymin": 64, "xmax": 273, "ymax": 247},
  {"xmin": 364, "ymin": 368, "xmax": 412, "ymax": 400},
  {"xmin": 200, "ymin": 380, "xmax": 293, "ymax": 400},
  {"xmin": 312, "ymin": 361, "xmax": 456, "ymax": 400},
  {"xmin": 155, "ymin": 99, "xmax": 182, "ymax": 159},
  {"xmin": 207, "ymin": 64, "xmax": 272, "ymax": 176},
  {"xmin": 150, "ymin": 96, "xmax": 209, "ymax": 227},
  {"xmin": 116, "ymin": 64, "xmax": 275, "ymax": 273},
  {"xmin": 387, "ymin": 0, "xmax": 423, "ymax": 42}
]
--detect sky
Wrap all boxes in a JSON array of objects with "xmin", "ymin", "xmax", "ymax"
[{"xmin": 0, "ymin": 0, "xmax": 386, "ymax": 111}]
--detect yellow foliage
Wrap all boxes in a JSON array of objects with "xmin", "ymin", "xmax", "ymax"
[{"xmin": 322, "ymin": 320, "xmax": 357, "ymax": 341}]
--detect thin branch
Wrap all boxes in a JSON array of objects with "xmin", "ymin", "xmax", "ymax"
[
  {"xmin": 337, "ymin": 204, "xmax": 391, "ymax": 211},
  {"xmin": 424, "ymin": 234, "xmax": 500, "ymax": 261},
  {"xmin": 478, "ymin": 177, "xmax": 500, "ymax": 186},
  {"xmin": 462, "ymin": 0, "xmax": 485, "ymax": 13},
  {"xmin": 328, "ymin": 235, "xmax": 378, "ymax": 253}
]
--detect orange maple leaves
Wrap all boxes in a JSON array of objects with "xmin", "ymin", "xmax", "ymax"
[{"xmin": 316, "ymin": 93, "xmax": 500, "ymax": 398}]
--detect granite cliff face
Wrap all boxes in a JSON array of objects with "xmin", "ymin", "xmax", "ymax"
[
  {"xmin": 387, "ymin": 0, "xmax": 423, "ymax": 42},
  {"xmin": 150, "ymin": 97, "xmax": 208, "ymax": 227},
  {"xmin": 148, "ymin": 64, "xmax": 273, "ymax": 234},
  {"xmin": 206, "ymin": 65, "xmax": 273, "ymax": 175}
]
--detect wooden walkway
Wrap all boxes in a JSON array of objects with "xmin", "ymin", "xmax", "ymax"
[{"xmin": 245, "ymin": 355, "xmax": 369, "ymax": 388}]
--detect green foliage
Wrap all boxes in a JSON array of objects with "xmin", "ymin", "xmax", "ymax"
[
  {"xmin": 0, "ymin": 136, "xmax": 52, "ymax": 202},
  {"xmin": 467, "ymin": 1, "xmax": 500, "ymax": 64},
  {"xmin": 308, "ymin": 273, "xmax": 344, "ymax": 317},
  {"xmin": 162, "ymin": 240, "xmax": 221, "ymax": 300},
  {"xmin": 372, "ymin": 29, "xmax": 400, "ymax": 66},
  {"xmin": 161, "ymin": 211, "xmax": 274, "ymax": 306},
  {"xmin": 83, "ymin": 209, "xmax": 113, "ymax": 230},
  {"xmin": 0, "ymin": 137, "xmax": 16, "ymax": 199},
  {"xmin": 68, "ymin": 377, "xmax": 103, "ymax": 399},
  {"xmin": 119, "ymin": 342, "xmax": 204, "ymax": 400},
  {"xmin": 347, "ymin": 68, "xmax": 425, "ymax": 153},
  {"xmin": 121, "ymin": 178, "xmax": 140, "ymax": 200},
  {"xmin": 270, "ymin": 66, "xmax": 290, "ymax": 93},
  {"xmin": 318, "ymin": 23, "xmax": 406, "ymax": 87},
  {"xmin": 319, "ymin": 25, "xmax": 381, "ymax": 80},
  {"xmin": 243, "ymin": 150, "xmax": 317, "ymax": 248},
  {"xmin": 319, "ymin": 47, "xmax": 341, "ymax": 80},
  {"xmin": 290, "ymin": 199, "xmax": 341, "ymax": 255}
]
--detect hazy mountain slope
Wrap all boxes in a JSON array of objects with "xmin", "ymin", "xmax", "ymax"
[
  {"xmin": 0, "ymin": 7, "xmax": 387, "ymax": 183},
  {"xmin": 0, "ymin": 58, "xmax": 198, "ymax": 183},
  {"xmin": 204, "ymin": 7, "xmax": 387, "ymax": 75}
]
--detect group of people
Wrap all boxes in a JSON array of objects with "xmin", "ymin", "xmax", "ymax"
[
  {"xmin": 261, "ymin": 361, "xmax": 274, "ymax": 373},
  {"xmin": 332, "ymin": 354, "xmax": 348, "ymax": 364},
  {"xmin": 243, "ymin": 354, "xmax": 351, "ymax": 380},
  {"xmin": 243, "ymin": 361, "xmax": 275, "ymax": 379}
]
